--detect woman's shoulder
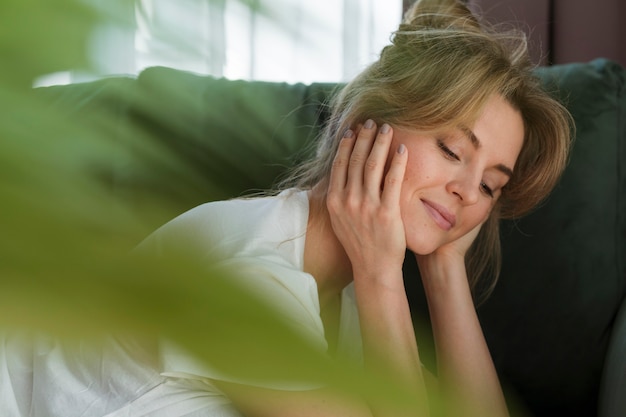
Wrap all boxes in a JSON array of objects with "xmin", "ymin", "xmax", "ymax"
[
  {"xmin": 136, "ymin": 189, "xmax": 310, "ymax": 263},
  {"xmin": 182, "ymin": 188, "xmax": 306, "ymax": 223}
]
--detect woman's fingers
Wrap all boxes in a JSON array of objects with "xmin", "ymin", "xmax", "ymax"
[
  {"xmin": 363, "ymin": 123, "xmax": 394, "ymax": 197},
  {"xmin": 328, "ymin": 129, "xmax": 356, "ymax": 193},
  {"xmin": 347, "ymin": 119, "xmax": 377, "ymax": 189},
  {"xmin": 381, "ymin": 141, "xmax": 408, "ymax": 207},
  {"xmin": 329, "ymin": 120, "xmax": 405, "ymax": 203}
]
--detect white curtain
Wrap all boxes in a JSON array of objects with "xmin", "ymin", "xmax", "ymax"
[{"xmin": 135, "ymin": 0, "xmax": 402, "ymax": 83}]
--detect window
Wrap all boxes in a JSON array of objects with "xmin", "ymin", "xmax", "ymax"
[{"xmin": 36, "ymin": 0, "xmax": 402, "ymax": 86}]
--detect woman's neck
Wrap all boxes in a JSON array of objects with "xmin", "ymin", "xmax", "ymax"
[{"xmin": 304, "ymin": 185, "xmax": 353, "ymax": 354}]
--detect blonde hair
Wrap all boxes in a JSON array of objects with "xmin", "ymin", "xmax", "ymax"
[{"xmin": 282, "ymin": 0, "xmax": 573, "ymax": 303}]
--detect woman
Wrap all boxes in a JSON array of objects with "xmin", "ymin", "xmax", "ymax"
[{"xmin": 3, "ymin": 1, "xmax": 572, "ymax": 416}]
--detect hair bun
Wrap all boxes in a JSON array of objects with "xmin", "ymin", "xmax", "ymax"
[{"xmin": 401, "ymin": 0, "xmax": 481, "ymax": 31}]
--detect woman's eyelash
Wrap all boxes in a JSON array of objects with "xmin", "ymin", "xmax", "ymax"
[
  {"xmin": 480, "ymin": 181, "xmax": 494, "ymax": 198},
  {"xmin": 437, "ymin": 140, "xmax": 459, "ymax": 161}
]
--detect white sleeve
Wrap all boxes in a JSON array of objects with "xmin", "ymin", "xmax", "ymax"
[{"xmin": 159, "ymin": 256, "xmax": 329, "ymax": 391}]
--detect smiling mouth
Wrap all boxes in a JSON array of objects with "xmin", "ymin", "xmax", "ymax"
[{"xmin": 421, "ymin": 199, "xmax": 456, "ymax": 231}]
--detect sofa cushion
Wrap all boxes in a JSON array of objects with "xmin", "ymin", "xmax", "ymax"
[
  {"xmin": 599, "ymin": 296, "xmax": 626, "ymax": 417},
  {"xmin": 127, "ymin": 67, "xmax": 336, "ymax": 226}
]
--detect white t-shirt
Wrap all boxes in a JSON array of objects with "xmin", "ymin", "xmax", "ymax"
[
  {"xmin": 0, "ymin": 189, "xmax": 362, "ymax": 417},
  {"xmin": 142, "ymin": 188, "xmax": 363, "ymax": 384}
]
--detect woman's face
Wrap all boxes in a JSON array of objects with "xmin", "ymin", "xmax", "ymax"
[{"xmin": 392, "ymin": 94, "xmax": 525, "ymax": 255}]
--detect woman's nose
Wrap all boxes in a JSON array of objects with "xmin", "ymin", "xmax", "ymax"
[{"xmin": 446, "ymin": 175, "xmax": 480, "ymax": 205}]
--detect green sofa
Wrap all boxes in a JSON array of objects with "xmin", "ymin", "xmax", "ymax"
[{"xmin": 37, "ymin": 58, "xmax": 625, "ymax": 417}]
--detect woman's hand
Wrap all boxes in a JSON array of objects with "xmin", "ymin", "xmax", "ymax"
[
  {"xmin": 416, "ymin": 220, "xmax": 483, "ymax": 275},
  {"xmin": 326, "ymin": 120, "xmax": 409, "ymax": 282}
]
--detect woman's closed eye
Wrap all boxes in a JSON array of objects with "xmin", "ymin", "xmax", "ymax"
[
  {"xmin": 437, "ymin": 139, "xmax": 459, "ymax": 161},
  {"xmin": 480, "ymin": 181, "xmax": 494, "ymax": 198}
]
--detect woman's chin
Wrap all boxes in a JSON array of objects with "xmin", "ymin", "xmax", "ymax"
[{"xmin": 406, "ymin": 241, "xmax": 440, "ymax": 257}]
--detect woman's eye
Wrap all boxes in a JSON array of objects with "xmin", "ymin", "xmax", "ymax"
[
  {"xmin": 480, "ymin": 181, "xmax": 494, "ymax": 198},
  {"xmin": 437, "ymin": 140, "xmax": 459, "ymax": 161}
]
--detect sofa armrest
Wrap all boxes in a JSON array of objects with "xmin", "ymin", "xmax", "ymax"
[{"xmin": 599, "ymin": 295, "xmax": 626, "ymax": 417}]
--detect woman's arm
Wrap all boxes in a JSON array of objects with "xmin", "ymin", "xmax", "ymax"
[
  {"xmin": 417, "ymin": 230, "xmax": 510, "ymax": 417},
  {"xmin": 326, "ymin": 121, "xmax": 429, "ymax": 416},
  {"xmin": 211, "ymin": 122, "xmax": 429, "ymax": 417},
  {"xmin": 211, "ymin": 380, "xmax": 374, "ymax": 417}
]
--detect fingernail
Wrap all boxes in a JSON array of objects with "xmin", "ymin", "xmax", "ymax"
[
  {"xmin": 380, "ymin": 123, "xmax": 390, "ymax": 134},
  {"xmin": 364, "ymin": 119, "xmax": 375, "ymax": 129},
  {"xmin": 343, "ymin": 129, "xmax": 354, "ymax": 138},
  {"xmin": 397, "ymin": 144, "xmax": 406, "ymax": 154}
]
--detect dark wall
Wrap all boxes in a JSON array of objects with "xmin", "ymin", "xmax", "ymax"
[
  {"xmin": 472, "ymin": 0, "xmax": 626, "ymax": 67},
  {"xmin": 469, "ymin": 0, "xmax": 551, "ymax": 65},
  {"xmin": 403, "ymin": 0, "xmax": 626, "ymax": 67},
  {"xmin": 551, "ymin": 0, "xmax": 626, "ymax": 66}
]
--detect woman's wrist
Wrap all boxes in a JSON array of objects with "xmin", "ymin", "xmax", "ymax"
[
  {"xmin": 416, "ymin": 250, "xmax": 465, "ymax": 280},
  {"xmin": 352, "ymin": 264, "xmax": 406, "ymax": 295}
]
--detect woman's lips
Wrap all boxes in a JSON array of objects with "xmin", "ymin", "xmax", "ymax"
[{"xmin": 421, "ymin": 199, "xmax": 456, "ymax": 231}]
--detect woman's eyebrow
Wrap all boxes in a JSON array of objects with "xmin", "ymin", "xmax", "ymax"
[
  {"xmin": 461, "ymin": 126, "xmax": 481, "ymax": 149},
  {"xmin": 495, "ymin": 163, "xmax": 514, "ymax": 178},
  {"xmin": 460, "ymin": 126, "xmax": 514, "ymax": 178}
]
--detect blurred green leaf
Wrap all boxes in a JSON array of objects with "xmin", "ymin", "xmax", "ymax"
[
  {"xmin": 0, "ymin": 0, "xmax": 100, "ymax": 87},
  {"xmin": 0, "ymin": 0, "xmax": 336, "ymax": 387}
]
